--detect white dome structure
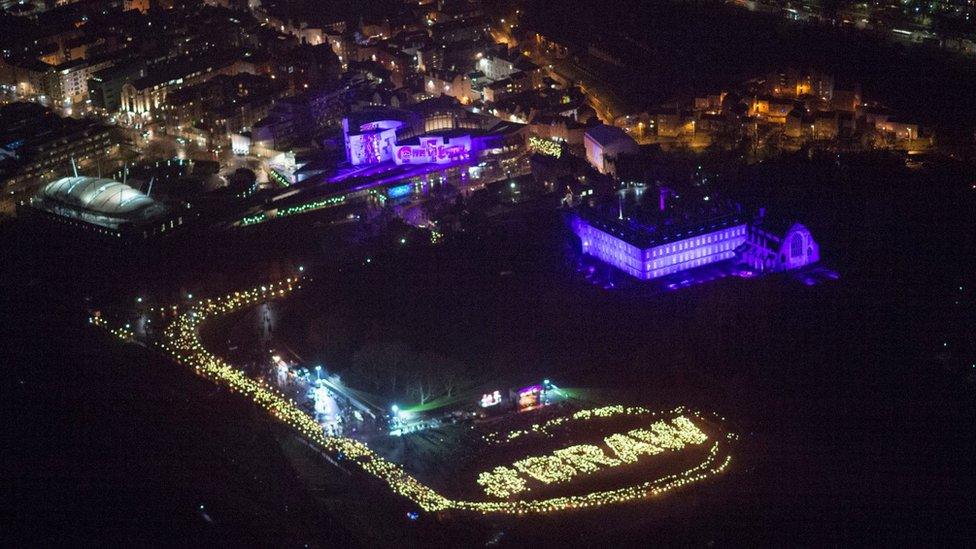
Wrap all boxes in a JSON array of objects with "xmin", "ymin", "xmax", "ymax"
[
  {"xmin": 30, "ymin": 176, "xmax": 167, "ymax": 233},
  {"xmin": 40, "ymin": 176, "xmax": 157, "ymax": 215}
]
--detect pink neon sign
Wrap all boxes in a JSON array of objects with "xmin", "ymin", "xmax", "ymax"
[{"xmin": 394, "ymin": 136, "xmax": 472, "ymax": 165}]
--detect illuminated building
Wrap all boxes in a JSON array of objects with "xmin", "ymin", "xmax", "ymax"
[
  {"xmin": 25, "ymin": 175, "xmax": 182, "ymax": 239},
  {"xmin": 572, "ymin": 207, "xmax": 749, "ymax": 280},
  {"xmin": 341, "ymin": 102, "xmax": 525, "ymax": 168},
  {"xmin": 120, "ymin": 53, "xmax": 256, "ymax": 115},
  {"xmin": 739, "ymin": 216, "xmax": 820, "ymax": 273},
  {"xmin": 570, "ymin": 192, "xmax": 820, "ymax": 281}
]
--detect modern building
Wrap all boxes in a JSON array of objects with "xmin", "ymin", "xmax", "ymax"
[
  {"xmin": 26, "ymin": 175, "xmax": 178, "ymax": 239},
  {"xmin": 340, "ymin": 101, "xmax": 525, "ymax": 168},
  {"xmin": 120, "ymin": 53, "xmax": 256, "ymax": 115},
  {"xmin": 88, "ymin": 61, "xmax": 146, "ymax": 112}
]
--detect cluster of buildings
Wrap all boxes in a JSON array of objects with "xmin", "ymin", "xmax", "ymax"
[
  {"xmin": 728, "ymin": 0, "xmax": 976, "ymax": 57},
  {"xmin": 0, "ymin": 2, "xmax": 520, "ymax": 203},
  {"xmin": 3, "ymin": 0, "xmax": 829, "ymax": 283},
  {"xmin": 615, "ymin": 68, "xmax": 929, "ymax": 154}
]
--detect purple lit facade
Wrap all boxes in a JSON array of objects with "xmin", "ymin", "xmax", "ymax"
[
  {"xmin": 343, "ymin": 117, "xmax": 474, "ymax": 167},
  {"xmin": 740, "ymin": 221, "xmax": 820, "ymax": 273},
  {"xmin": 573, "ymin": 216, "xmax": 748, "ymax": 280},
  {"xmin": 571, "ymin": 212, "xmax": 820, "ymax": 281},
  {"xmin": 343, "ymin": 119, "xmax": 404, "ymax": 165},
  {"xmin": 394, "ymin": 135, "xmax": 472, "ymax": 165}
]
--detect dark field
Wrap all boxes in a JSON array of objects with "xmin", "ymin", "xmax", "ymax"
[{"xmin": 2, "ymin": 147, "xmax": 974, "ymax": 546}]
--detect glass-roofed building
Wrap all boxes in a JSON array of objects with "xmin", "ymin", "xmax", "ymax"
[{"xmin": 26, "ymin": 176, "xmax": 175, "ymax": 239}]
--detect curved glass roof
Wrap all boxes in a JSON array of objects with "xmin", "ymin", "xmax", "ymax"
[{"xmin": 40, "ymin": 176, "xmax": 156, "ymax": 216}]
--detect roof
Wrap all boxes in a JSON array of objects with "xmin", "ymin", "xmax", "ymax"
[
  {"xmin": 576, "ymin": 205, "xmax": 747, "ymax": 249},
  {"xmin": 40, "ymin": 176, "xmax": 157, "ymax": 216},
  {"xmin": 584, "ymin": 124, "xmax": 634, "ymax": 147}
]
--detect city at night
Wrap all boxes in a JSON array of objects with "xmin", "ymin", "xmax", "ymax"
[{"xmin": 1, "ymin": 0, "xmax": 974, "ymax": 545}]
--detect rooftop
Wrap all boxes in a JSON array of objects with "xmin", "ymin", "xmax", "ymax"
[
  {"xmin": 38, "ymin": 176, "xmax": 161, "ymax": 218},
  {"xmin": 584, "ymin": 124, "xmax": 635, "ymax": 147}
]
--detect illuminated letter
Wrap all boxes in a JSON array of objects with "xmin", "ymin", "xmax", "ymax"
[
  {"xmin": 514, "ymin": 455, "xmax": 576, "ymax": 484},
  {"xmin": 553, "ymin": 444, "xmax": 621, "ymax": 473},
  {"xmin": 629, "ymin": 420, "xmax": 684, "ymax": 450},
  {"xmin": 604, "ymin": 433, "xmax": 661, "ymax": 463},
  {"xmin": 477, "ymin": 466, "xmax": 528, "ymax": 498},
  {"xmin": 670, "ymin": 416, "xmax": 708, "ymax": 445}
]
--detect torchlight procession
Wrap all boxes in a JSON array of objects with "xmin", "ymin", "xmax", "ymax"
[{"xmin": 90, "ymin": 277, "xmax": 735, "ymax": 516}]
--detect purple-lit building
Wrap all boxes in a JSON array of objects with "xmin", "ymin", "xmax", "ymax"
[
  {"xmin": 343, "ymin": 118, "xmax": 404, "ymax": 165},
  {"xmin": 740, "ymin": 218, "xmax": 820, "ymax": 273},
  {"xmin": 341, "ymin": 101, "xmax": 525, "ymax": 170},
  {"xmin": 570, "ymin": 195, "xmax": 820, "ymax": 281},
  {"xmin": 572, "ymin": 208, "xmax": 749, "ymax": 280}
]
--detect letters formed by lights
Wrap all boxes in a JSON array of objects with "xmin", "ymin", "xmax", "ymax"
[
  {"xmin": 344, "ymin": 117, "xmax": 473, "ymax": 167},
  {"xmin": 480, "ymin": 390, "xmax": 502, "ymax": 407},
  {"xmin": 476, "ymin": 416, "xmax": 709, "ymax": 498}
]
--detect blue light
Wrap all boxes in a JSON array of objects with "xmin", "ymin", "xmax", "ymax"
[{"xmin": 386, "ymin": 184, "xmax": 412, "ymax": 199}]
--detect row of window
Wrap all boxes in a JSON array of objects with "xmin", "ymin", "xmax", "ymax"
[
  {"xmin": 579, "ymin": 222, "xmax": 751, "ymax": 278},
  {"xmin": 649, "ymin": 225, "xmax": 746, "ymax": 258},
  {"xmin": 649, "ymin": 240, "xmax": 740, "ymax": 270}
]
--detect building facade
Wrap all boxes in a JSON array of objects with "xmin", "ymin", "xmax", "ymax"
[{"xmin": 570, "ymin": 206, "xmax": 820, "ymax": 281}]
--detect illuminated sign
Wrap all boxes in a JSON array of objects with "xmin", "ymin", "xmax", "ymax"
[
  {"xmin": 359, "ymin": 120, "xmax": 403, "ymax": 132},
  {"xmin": 343, "ymin": 117, "xmax": 473, "ymax": 167},
  {"xmin": 476, "ymin": 415, "xmax": 709, "ymax": 498},
  {"xmin": 528, "ymin": 136, "xmax": 562, "ymax": 158},
  {"xmin": 480, "ymin": 390, "xmax": 502, "ymax": 407},
  {"xmin": 347, "ymin": 130, "xmax": 398, "ymax": 165},
  {"xmin": 394, "ymin": 135, "xmax": 472, "ymax": 165}
]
